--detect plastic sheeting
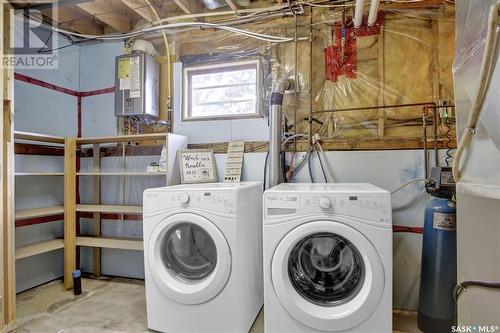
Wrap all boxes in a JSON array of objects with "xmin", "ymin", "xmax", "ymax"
[
  {"xmin": 453, "ymin": 0, "xmax": 500, "ymax": 149},
  {"xmin": 452, "ymin": 0, "xmax": 500, "ymax": 185},
  {"xmin": 167, "ymin": 5, "xmax": 455, "ymax": 140}
]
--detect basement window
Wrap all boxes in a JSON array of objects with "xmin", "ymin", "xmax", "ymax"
[{"xmin": 183, "ymin": 59, "xmax": 261, "ymax": 121}]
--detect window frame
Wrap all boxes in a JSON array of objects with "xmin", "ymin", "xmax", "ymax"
[{"xmin": 182, "ymin": 59, "xmax": 262, "ymax": 122}]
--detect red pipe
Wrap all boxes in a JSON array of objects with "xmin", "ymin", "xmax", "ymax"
[{"xmin": 393, "ymin": 225, "xmax": 424, "ymax": 234}]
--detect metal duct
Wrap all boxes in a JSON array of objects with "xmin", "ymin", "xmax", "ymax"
[
  {"xmin": 269, "ymin": 79, "xmax": 294, "ymax": 188},
  {"xmin": 200, "ymin": 0, "xmax": 250, "ymax": 9}
]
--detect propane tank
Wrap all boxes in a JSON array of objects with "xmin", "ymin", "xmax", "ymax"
[{"xmin": 418, "ymin": 166, "xmax": 456, "ymax": 333}]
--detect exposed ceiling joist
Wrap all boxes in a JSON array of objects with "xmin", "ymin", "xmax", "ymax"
[
  {"xmin": 223, "ymin": 0, "xmax": 240, "ymax": 11},
  {"xmin": 43, "ymin": 6, "xmax": 105, "ymax": 35},
  {"xmin": 120, "ymin": 0, "xmax": 156, "ymax": 21},
  {"xmin": 170, "ymin": 0, "xmax": 202, "ymax": 15},
  {"xmin": 76, "ymin": 0, "xmax": 131, "ymax": 32}
]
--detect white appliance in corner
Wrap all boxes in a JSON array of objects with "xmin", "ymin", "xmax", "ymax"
[
  {"xmin": 263, "ymin": 183, "xmax": 392, "ymax": 333},
  {"xmin": 454, "ymin": 0, "xmax": 500, "ymax": 325},
  {"xmin": 143, "ymin": 182, "xmax": 263, "ymax": 333}
]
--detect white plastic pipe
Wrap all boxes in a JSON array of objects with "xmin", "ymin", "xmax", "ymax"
[
  {"xmin": 367, "ymin": 0, "xmax": 380, "ymax": 26},
  {"xmin": 353, "ymin": 0, "xmax": 365, "ymax": 28}
]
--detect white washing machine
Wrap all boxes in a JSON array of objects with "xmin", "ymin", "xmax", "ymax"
[
  {"xmin": 263, "ymin": 183, "xmax": 392, "ymax": 333},
  {"xmin": 143, "ymin": 182, "xmax": 263, "ymax": 333}
]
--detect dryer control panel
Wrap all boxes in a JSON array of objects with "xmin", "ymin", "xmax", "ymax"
[{"xmin": 264, "ymin": 193, "xmax": 391, "ymax": 223}]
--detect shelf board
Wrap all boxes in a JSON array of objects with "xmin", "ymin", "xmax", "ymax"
[
  {"xmin": 76, "ymin": 204, "xmax": 143, "ymax": 214},
  {"xmin": 15, "ymin": 172, "xmax": 64, "ymax": 176},
  {"xmin": 14, "ymin": 131, "xmax": 65, "ymax": 144},
  {"xmin": 76, "ymin": 172, "xmax": 167, "ymax": 176},
  {"xmin": 15, "ymin": 239, "xmax": 64, "ymax": 260},
  {"xmin": 15, "ymin": 206, "xmax": 64, "ymax": 220},
  {"xmin": 76, "ymin": 133, "xmax": 167, "ymax": 145},
  {"xmin": 76, "ymin": 236, "xmax": 143, "ymax": 251}
]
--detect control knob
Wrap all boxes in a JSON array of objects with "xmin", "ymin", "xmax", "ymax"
[
  {"xmin": 179, "ymin": 193, "xmax": 190, "ymax": 204},
  {"xmin": 319, "ymin": 198, "xmax": 331, "ymax": 209}
]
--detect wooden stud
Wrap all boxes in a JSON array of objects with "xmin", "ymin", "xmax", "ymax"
[
  {"xmin": 377, "ymin": 28, "xmax": 385, "ymax": 138},
  {"xmin": 92, "ymin": 144, "xmax": 101, "ymax": 277},
  {"xmin": 2, "ymin": 4, "xmax": 16, "ymax": 325},
  {"xmin": 64, "ymin": 137, "xmax": 77, "ymax": 290},
  {"xmin": 0, "ymin": 2, "xmax": 6, "ymax": 327}
]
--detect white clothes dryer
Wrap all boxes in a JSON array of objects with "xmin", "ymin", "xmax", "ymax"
[{"xmin": 143, "ymin": 182, "xmax": 263, "ymax": 333}]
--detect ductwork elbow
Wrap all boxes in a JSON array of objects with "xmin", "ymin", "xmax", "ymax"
[{"xmin": 271, "ymin": 79, "xmax": 295, "ymax": 106}]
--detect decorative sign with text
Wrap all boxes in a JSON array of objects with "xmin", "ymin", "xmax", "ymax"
[
  {"xmin": 179, "ymin": 149, "xmax": 217, "ymax": 184},
  {"xmin": 224, "ymin": 140, "xmax": 245, "ymax": 183}
]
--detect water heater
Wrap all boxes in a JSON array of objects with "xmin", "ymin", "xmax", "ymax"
[{"xmin": 114, "ymin": 51, "xmax": 159, "ymax": 119}]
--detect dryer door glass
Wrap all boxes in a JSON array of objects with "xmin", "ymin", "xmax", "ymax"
[
  {"xmin": 161, "ymin": 222, "xmax": 217, "ymax": 282},
  {"xmin": 288, "ymin": 232, "xmax": 365, "ymax": 306}
]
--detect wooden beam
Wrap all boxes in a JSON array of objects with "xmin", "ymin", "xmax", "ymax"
[
  {"xmin": 64, "ymin": 137, "xmax": 76, "ymax": 290},
  {"xmin": 120, "ymin": 0, "xmax": 156, "ymax": 22},
  {"xmin": 188, "ymin": 137, "xmax": 457, "ymax": 153},
  {"xmin": 76, "ymin": 236, "xmax": 143, "ymax": 251},
  {"xmin": 170, "ymin": 0, "xmax": 202, "ymax": 15},
  {"xmin": 377, "ymin": 28, "xmax": 385, "ymax": 138},
  {"xmin": 15, "ymin": 239, "xmax": 64, "ymax": 260},
  {"xmin": 14, "ymin": 131, "xmax": 65, "ymax": 144},
  {"xmin": 223, "ymin": 0, "xmax": 241, "ymax": 11},
  {"xmin": 76, "ymin": 204, "xmax": 143, "ymax": 214},
  {"xmin": 44, "ymin": 7, "xmax": 105, "ymax": 35},
  {"xmin": 2, "ymin": 4, "xmax": 16, "ymax": 326},
  {"xmin": 77, "ymin": 0, "xmax": 131, "ymax": 32},
  {"xmin": 92, "ymin": 144, "xmax": 101, "ymax": 277}
]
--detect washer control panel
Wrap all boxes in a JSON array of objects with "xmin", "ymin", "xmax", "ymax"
[
  {"xmin": 167, "ymin": 191, "xmax": 236, "ymax": 214},
  {"xmin": 265, "ymin": 193, "xmax": 391, "ymax": 223}
]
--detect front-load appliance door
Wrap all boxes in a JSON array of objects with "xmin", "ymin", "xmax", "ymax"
[
  {"xmin": 148, "ymin": 212, "xmax": 231, "ymax": 305},
  {"xmin": 271, "ymin": 220, "xmax": 384, "ymax": 331}
]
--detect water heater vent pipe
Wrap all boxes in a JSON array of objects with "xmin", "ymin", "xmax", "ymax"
[{"xmin": 269, "ymin": 78, "xmax": 295, "ymax": 188}]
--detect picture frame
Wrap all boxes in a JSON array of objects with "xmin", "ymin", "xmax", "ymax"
[{"xmin": 179, "ymin": 149, "xmax": 217, "ymax": 184}]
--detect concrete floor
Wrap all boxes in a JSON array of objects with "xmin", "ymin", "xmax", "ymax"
[{"xmin": 11, "ymin": 277, "xmax": 421, "ymax": 333}]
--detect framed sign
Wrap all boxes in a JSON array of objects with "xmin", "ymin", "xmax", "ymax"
[{"xmin": 179, "ymin": 149, "xmax": 217, "ymax": 184}]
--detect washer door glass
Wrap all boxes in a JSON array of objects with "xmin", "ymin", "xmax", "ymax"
[
  {"xmin": 161, "ymin": 222, "xmax": 217, "ymax": 282},
  {"xmin": 288, "ymin": 232, "xmax": 365, "ymax": 306}
]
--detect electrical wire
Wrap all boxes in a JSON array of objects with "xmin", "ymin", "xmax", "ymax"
[
  {"xmin": 35, "ymin": 20, "xmax": 298, "ymax": 43},
  {"xmin": 143, "ymin": 0, "xmax": 172, "ymax": 111},
  {"xmin": 454, "ymin": 280, "xmax": 500, "ymax": 302},
  {"xmin": 307, "ymin": 148, "xmax": 314, "ymax": 183},
  {"xmin": 444, "ymin": 115, "xmax": 453, "ymax": 167},
  {"xmin": 263, "ymin": 150, "xmax": 269, "ymax": 191},
  {"xmin": 316, "ymin": 149, "xmax": 327, "ymax": 182},
  {"xmin": 390, "ymin": 178, "xmax": 428, "ymax": 194}
]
